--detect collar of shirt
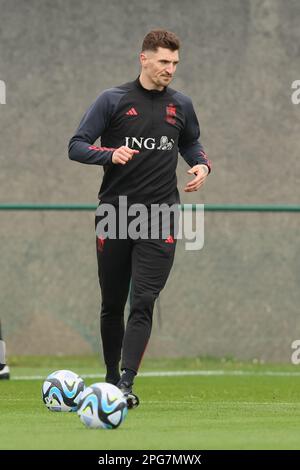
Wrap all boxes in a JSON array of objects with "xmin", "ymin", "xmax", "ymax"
[{"xmin": 134, "ymin": 76, "xmax": 167, "ymax": 97}]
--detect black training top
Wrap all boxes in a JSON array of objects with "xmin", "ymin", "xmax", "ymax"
[{"xmin": 68, "ymin": 77, "xmax": 211, "ymax": 206}]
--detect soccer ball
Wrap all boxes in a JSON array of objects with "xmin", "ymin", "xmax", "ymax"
[
  {"xmin": 42, "ymin": 370, "xmax": 85, "ymax": 412},
  {"xmin": 77, "ymin": 382, "xmax": 128, "ymax": 429}
]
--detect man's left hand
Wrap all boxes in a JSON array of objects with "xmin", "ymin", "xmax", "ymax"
[{"xmin": 184, "ymin": 164, "xmax": 209, "ymax": 192}]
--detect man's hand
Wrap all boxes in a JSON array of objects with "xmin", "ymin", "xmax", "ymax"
[
  {"xmin": 184, "ymin": 164, "xmax": 209, "ymax": 192},
  {"xmin": 112, "ymin": 146, "xmax": 139, "ymax": 165}
]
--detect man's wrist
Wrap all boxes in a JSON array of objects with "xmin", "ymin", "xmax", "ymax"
[{"xmin": 197, "ymin": 164, "xmax": 209, "ymax": 175}]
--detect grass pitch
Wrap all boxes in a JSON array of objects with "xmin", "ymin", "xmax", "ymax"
[{"xmin": 0, "ymin": 356, "xmax": 300, "ymax": 450}]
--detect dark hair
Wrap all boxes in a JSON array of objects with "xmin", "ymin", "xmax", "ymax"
[{"xmin": 142, "ymin": 30, "xmax": 180, "ymax": 52}]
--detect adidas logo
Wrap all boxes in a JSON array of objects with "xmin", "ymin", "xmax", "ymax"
[{"xmin": 126, "ymin": 107, "xmax": 138, "ymax": 116}]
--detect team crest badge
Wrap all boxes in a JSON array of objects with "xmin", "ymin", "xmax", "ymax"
[{"xmin": 165, "ymin": 103, "xmax": 177, "ymax": 125}]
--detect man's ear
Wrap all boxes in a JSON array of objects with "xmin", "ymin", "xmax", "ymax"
[{"xmin": 140, "ymin": 52, "xmax": 147, "ymax": 67}]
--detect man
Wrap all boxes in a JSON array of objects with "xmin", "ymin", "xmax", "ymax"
[
  {"xmin": 0, "ymin": 321, "xmax": 10, "ymax": 380},
  {"xmin": 69, "ymin": 30, "xmax": 211, "ymax": 408}
]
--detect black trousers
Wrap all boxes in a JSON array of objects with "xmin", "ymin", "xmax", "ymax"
[{"xmin": 95, "ymin": 205, "xmax": 177, "ymax": 373}]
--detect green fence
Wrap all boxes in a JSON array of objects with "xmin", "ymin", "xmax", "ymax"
[
  {"xmin": 0, "ymin": 204, "xmax": 299, "ymax": 212},
  {"xmin": 0, "ymin": 204, "xmax": 299, "ymax": 362}
]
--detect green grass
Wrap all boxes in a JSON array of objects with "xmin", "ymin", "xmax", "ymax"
[{"xmin": 1, "ymin": 356, "xmax": 300, "ymax": 449}]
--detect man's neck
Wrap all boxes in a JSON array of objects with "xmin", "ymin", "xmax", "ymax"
[{"xmin": 139, "ymin": 72, "xmax": 164, "ymax": 92}]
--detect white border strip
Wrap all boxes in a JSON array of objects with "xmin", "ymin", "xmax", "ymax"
[{"xmin": 9, "ymin": 369, "xmax": 300, "ymax": 381}]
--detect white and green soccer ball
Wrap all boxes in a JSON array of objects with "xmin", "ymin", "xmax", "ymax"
[
  {"xmin": 42, "ymin": 370, "xmax": 85, "ymax": 412},
  {"xmin": 77, "ymin": 382, "xmax": 128, "ymax": 429}
]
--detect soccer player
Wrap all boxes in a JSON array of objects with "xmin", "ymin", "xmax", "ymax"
[
  {"xmin": 0, "ymin": 321, "xmax": 10, "ymax": 380},
  {"xmin": 69, "ymin": 30, "xmax": 211, "ymax": 408}
]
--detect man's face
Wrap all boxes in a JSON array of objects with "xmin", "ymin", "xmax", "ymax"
[{"xmin": 140, "ymin": 47, "xmax": 179, "ymax": 88}]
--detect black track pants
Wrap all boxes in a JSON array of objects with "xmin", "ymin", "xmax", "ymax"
[{"xmin": 95, "ymin": 206, "xmax": 177, "ymax": 373}]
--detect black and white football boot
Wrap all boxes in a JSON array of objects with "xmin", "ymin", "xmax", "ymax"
[
  {"xmin": 117, "ymin": 380, "xmax": 139, "ymax": 410},
  {"xmin": 0, "ymin": 364, "xmax": 10, "ymax": 380}
]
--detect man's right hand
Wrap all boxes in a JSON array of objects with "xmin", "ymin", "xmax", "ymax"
[{"xmin": 112, "ymin": 146, "xmax": 139, "ymax": 165}]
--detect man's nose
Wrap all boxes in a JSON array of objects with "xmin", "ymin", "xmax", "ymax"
[{"xmin": 165, "ymin": 64, "xmax": 175, "ymax": 75}]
